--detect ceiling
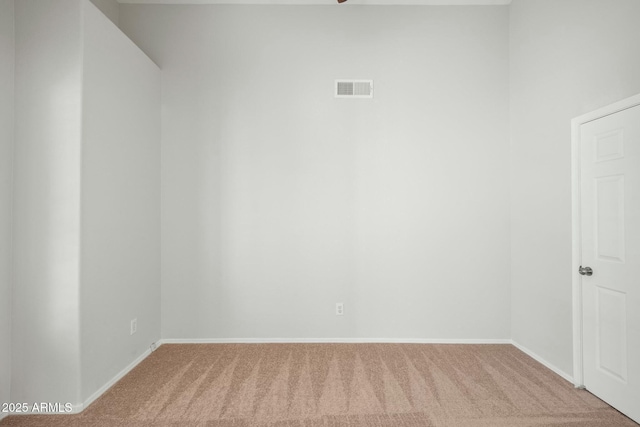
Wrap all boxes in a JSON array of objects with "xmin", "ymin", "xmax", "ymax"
[{"xmin": 117, "ymin": 0, "xmax": 511, "ymax": 5}]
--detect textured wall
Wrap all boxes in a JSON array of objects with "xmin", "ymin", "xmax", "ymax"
[
  {"xmin": 509, "ymin": 0, "xmax": 640, "ymax": 377},
  {"xmin": 121, "ymin": 5, "xmax": 511, "ymax": 341},
  {"xmin": 80, "ymin": 0, "xmax": 160, "ymax": 403},
  {"xmin": 90, "ymin": 0, "xmax": 119, "ymax": 27},
  {"xmin": 12, "ymin": 0, "xmax": 83, "ymax": 406},
  {"xmin": 0, "ymin": 0, "xmax": 14, "ymax": 414}
]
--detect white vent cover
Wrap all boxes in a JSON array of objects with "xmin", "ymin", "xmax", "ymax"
[{"xmin": 335, "ymin": 80, "xmax": 374, "ymax": 99}]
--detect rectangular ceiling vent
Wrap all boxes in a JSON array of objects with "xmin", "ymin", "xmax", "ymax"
[{"xmin": 335, "ymin": 80, "xmax": 374, "ymax": 99}]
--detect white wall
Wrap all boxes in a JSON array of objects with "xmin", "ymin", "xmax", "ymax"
[
  {"xmin": 12, "ymin": 0, "xmax": 83, "ymax": 405},
  {"xmin": 510, "ymin": 0, "xmax": 640, "ymax": 377},
  {"xmin": 120, "ymin": 5, "xmax": 511, "ymax": 341},
  {"xmin": 80, "ymin": 0, "xmax": 160, "ymax": 402},
  {"xmin": 0, "ymin": 0, "xmax": 14, "ymax": 413},
  {"xmin": 89, "ymin": 0, "xmax": 119, "ymax": 27},
  {"xmin": 11, "ymin": 0, "xmax": 161, "ymax": 407}
]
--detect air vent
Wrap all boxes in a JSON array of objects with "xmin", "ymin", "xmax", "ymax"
[{"xmin": 335, "ymin": 80, "xmax": 374, "ymax": 99}]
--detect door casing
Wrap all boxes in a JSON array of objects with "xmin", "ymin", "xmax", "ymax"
[{"xmin": 571, "ymin": 92, "xmax": 640, "ymax": 388}]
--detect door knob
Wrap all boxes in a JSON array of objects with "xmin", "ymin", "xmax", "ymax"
[{"xmin": 579, "ymin": 266, "xmax": 593, "ymax": 276}]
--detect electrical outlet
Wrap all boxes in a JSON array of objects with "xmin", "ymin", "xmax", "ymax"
[
  {"xmin": 130, "ymin": 318, "xmax": 137, "ymax": 335},
  {"xmin": 336, "ymin": 303, "xmax": 344, "ymax": 316}
]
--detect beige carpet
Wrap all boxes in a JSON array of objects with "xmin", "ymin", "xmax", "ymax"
[{"xmin": 1, "ymin": 344, "xmax": 637, "ymax": 426}]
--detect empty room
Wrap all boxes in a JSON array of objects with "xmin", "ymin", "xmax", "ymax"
[{"xmin": 1, "ymin": 0, "xmax": 639, "ymax": 425}]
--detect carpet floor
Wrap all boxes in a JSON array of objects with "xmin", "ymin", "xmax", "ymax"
[{"xmin": 1, "ymin": 343, "xmax": 637, "ymax": 426}]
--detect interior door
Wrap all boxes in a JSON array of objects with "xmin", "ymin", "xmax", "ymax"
[{"xmin": 580, "ymin": 104, "xmax": 640, "ymax": 423}]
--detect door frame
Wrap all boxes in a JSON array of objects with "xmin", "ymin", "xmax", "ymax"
[{"xmin": 571, "ymin": 92, "xmax": 640, "ymax": 388}]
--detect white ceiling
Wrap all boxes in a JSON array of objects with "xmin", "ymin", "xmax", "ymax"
[{"xmin": 117, "ymin": 0, "xmax": 511, "ymax": 5}]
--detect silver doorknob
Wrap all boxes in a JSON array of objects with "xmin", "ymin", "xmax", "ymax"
[{"xmin": 579, "ymin": 266, "xmax": 593, "ymax": 276}]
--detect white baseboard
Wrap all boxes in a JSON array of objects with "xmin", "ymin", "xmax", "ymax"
[
  {"xmin": 1, "ymin": 345, "xmax": 158, "ymax": 417},
  {"xmin": 159, "ymin": 338, "xmax": 512, "ymax": 345},
  {"xmin": 511, "ymin": 340, "xmax": 574, "ymax": 384},
  {"xmin": 76, "ymin": 346, "xmax": 156, "ymax": 413}
]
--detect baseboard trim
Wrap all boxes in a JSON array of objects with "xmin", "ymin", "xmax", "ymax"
[
  {"xmin": 2, "ymin": 345, "xmax": 158, "ymax": 417},
  {"xmin": 511, "ymin": 340, "xmax": 574, "ymax": 384},
  {"xmin": 76, "ymin": 346, "xmax": 155, "ymax": 413},
  {"xmin": 159, "ymin": 338, "xmax": 512, "ymax": 345}
]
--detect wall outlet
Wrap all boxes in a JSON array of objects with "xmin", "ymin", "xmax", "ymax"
[
  {"xmin": 336, "ymin": 303, "xmax": 344, "ymax": 316},
  {"xmin": 130, "ymin": 318, "xmax": 137, "ymax": 335}
]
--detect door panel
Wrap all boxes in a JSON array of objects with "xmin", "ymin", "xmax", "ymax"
[
  {"xmin": 595, "ymin": 285, "xmax": 627, "ymax": 383},
  {"xmin": 581, "ymin": 104, "xmax": 640, "ymax": 423},
  {"xmin": 595, "ymin": 175, "xmax": 625, "ymax": 262}
]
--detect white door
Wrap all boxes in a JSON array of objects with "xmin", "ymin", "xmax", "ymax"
[{"xmin": 580, "ymin": 104, "xmax": 640, "ymax": 423}]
